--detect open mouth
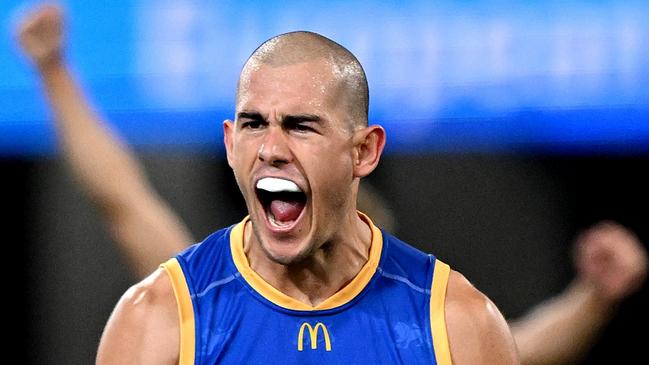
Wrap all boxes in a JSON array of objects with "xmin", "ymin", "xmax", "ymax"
[{"xmin": 255, "ymin": 177, "xmax": 307, "ymax": 228}]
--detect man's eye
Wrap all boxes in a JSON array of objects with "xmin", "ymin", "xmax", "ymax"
[
  {"xmin": 293, "ymin": 123, "xmax": 314, "ymax": 132},
  {"xmin": 242, "ymin": 120, "xmax": 263, "ymax": 129}
]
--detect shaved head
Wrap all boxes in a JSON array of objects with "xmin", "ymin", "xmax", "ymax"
[{"xmin": 237, "ymin": 31, "xmax": 369, "ymax": 127}]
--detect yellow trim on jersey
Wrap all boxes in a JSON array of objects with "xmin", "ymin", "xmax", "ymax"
[
  {"xmin": 162, "ymin": 258, "xmax": 195, "ymax": 365},
  {"xmin": 430, "ymin": 259, "xmax": 452, "ymax": 365},
  {"xmin": 230, "ymin": 212, "xmax": 383, "ymax": 311}
]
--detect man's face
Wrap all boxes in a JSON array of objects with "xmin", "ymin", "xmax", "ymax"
[{"xmin": 224, "ymin": 58, "xmax": 358, "ymax": 265}]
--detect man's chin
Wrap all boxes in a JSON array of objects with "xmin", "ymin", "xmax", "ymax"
[
  {"xmin": 260, "ymin": 239, "xmax": 313, "ymax": 266},
  {"xmin": 248, "ymin": 213, "xmax": 315, "ymax": 265}
]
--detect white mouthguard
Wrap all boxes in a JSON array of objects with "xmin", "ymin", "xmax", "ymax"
[{"xmin": 256, "ymin": 177, "xmax": 301, "ymax": 193}]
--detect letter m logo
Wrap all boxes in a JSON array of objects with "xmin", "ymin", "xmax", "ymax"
[{"xmin": 298, "ymin": 322, "xmax": 332, "ymax": 351}]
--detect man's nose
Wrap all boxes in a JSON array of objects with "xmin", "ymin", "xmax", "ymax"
[{"xmin": 258, "ymin": 126, "xmax": 292, "ymax": 166}]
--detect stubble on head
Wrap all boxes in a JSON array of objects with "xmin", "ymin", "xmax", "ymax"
[{"xmin": 236, "ymin": 31, "xmax": 369, "ymax": 131}]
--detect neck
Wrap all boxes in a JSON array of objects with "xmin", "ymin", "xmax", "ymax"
[{"xmin": 245, "ymin": 211, "xmax": 373, "ymax": 307}]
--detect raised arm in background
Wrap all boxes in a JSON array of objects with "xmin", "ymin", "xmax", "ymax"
[
  {"xmin": 17, "ymin": 4, "xmax": 193, "ymax": 278},
  {"xmin": 510, "ymin": 221, "xmax": 648, "ymax": 365}
]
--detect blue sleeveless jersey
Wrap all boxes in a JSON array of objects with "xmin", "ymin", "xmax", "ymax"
[{"xmin": 162, "ymin": 215, "xmax": 452, "ymax": 365}]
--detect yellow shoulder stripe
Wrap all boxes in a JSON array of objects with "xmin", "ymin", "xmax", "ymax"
[
  {"xmin": 430, "ymin": 259, "xmax": 452, "ymax": 365},
  {"xmin": 162, "ymin": 258, "xmax": 195, "ymax": 365}
]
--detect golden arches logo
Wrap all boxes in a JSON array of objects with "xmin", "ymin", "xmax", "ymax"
[{"xmin": 297, "ymin": 322, "xmax": 332, "ymax": 351}]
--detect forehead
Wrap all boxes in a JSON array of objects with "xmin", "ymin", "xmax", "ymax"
[{"xmin": 237, "ymin": 59, "xmax": 342, "ymax": 113}]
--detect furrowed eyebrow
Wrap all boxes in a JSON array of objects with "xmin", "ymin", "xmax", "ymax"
[
  {"xmin": 283, "ymin": 114, "xmax": 322, "ymax": 124},
  {"xmin": 236, "ymin": 112, "xmax": 322, "ymax": 125},
  {"xmin": 237, "ymin": 111, "xmax": 264, "ymax": 121}
]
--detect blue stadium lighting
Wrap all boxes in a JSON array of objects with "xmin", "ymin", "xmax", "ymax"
[{"xmin": 1, "ymin": 0, "xmax": 648, "ymax": 155}]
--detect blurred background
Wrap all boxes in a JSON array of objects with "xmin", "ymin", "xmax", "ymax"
[{"xmin": 2, "ymin": 0, "xmax": 647, "ymax": 363}]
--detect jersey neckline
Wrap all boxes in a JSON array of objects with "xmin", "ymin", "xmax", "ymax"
[{"xmin": 229, "ymin": 212, "xmax": 383, "ymax": 311}]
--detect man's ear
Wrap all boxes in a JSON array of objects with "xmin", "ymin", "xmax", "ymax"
[
  {"xmin": 223, "ymin": 119, "xmax": 235, "ymax": 168},
  {"xmin": 353, "ymin": 124, "xmax": 386, "ymax": 178}
]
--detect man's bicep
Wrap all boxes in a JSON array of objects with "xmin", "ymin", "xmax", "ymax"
[
  {"xmin": 96, "ymin": 268, "xmax": 180, "ymax": 364},
  {"xmin": 445, "ymin": 271, "xmax": 520, "ymax": 365}
]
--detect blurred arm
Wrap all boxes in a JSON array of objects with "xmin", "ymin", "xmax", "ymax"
[
  {"xmin": 17, "ymin": 5, "xmax": 193, "ymax": 278},
  {"xmin": 510, "ymin": 221, "xmax": 648, "ymax": 365},
  {"xmin": 510, "ymin": 279, "xmax": 615, "ymax": 365}
]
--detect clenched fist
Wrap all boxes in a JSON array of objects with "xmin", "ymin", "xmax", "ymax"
[
  {"xmin": 16, "ymin": 4, "xmax": 64, "ymax": 69},
  {"xmin": 574, "ymin": 221, "xmax": 648, "ymax": 302}
]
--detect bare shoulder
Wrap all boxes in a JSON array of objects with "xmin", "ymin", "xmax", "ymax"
[
  {"xmin": 96, "ymin": 267, "xmax": 179, "ymax": 364},
  {"xmin": 445, "ymin": 270, "xmax": 520, "ymax": 365}
]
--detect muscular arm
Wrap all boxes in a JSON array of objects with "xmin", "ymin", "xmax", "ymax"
[
  {"xmin": 510, "ymin": 221, "xmax": 648, "ymax": 365},
  {"xmin": 445, "ymin": 270, "xmax": 520, "ymax": 365},
  {"xmin": 96, "ymin": 268, "xmax": 180, "ymax": 364},
  {"xmin": 17, "ymin": 5, "xmax": 193, "ymax": 278}
]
